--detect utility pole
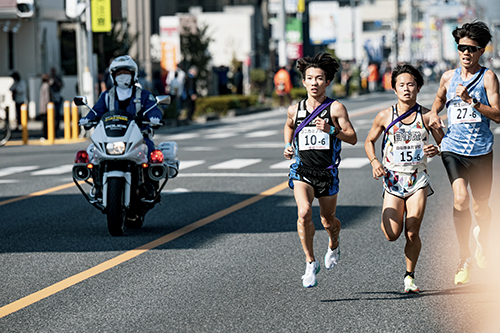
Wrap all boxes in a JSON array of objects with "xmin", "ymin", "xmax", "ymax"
[
  {"xmin": 350, "ymin": 0, "xmax": 356, "ymax": 62},
  {"xmin": 278, "ymin": 0, "xmax": 287, "ymax": 68}
]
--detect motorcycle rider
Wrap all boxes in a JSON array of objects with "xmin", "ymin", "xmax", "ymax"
[{"xmin": 79, "ymin": 55, "xmax": 163, "ymax": 199}]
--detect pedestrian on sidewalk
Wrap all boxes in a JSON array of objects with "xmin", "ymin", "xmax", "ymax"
[
  {"xmin": 364, "ymin": 64, "xmax": 444, "ymax": 293},
  {"xmin": 283, "ymin": 52, "xmax": 357, "ymax": 288},
  {"xmin": 9, "ymin": 72, "xmax": 27, "ymax": 131},
  {"xmin": 39, "ymin": 74, "xmax": 51, "ymax": 140}
]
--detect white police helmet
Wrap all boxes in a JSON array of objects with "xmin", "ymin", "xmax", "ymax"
[{"xmin": 109, "ymin": 55, "xmax": 138, "ymax": 85}]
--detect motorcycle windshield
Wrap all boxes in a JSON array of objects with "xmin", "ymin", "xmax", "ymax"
[{"xmin": 101, "ymin": 110, "xmax": 132, "ymax": 137}]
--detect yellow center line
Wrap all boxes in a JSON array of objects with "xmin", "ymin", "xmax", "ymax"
[
  {"xmin": 0, "ymin": 181, "xmax": 289, "ymax": 318},
  {"xmin": 0, "ymin": 104, "xmax": 376, "ymax": 318}
]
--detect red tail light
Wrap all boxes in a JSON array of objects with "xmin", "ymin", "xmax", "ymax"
[
  {"xmin": 75, "ymin": 150, "xmax": 89, "ymax": 163},
  {"xmin": 150, "ymin": 149, "xmax": 164, "ymax": 164}
]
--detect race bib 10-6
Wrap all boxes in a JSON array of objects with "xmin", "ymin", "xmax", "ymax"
[{"xmin": 298, "ymin": 128, "xmax": 330, "ymax": 150}]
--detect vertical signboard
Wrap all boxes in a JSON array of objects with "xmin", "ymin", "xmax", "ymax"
[
  {"xmin": 91, "ymin": 0, "xmax": 112, "ymax": 32},
  {"xmin": 308, "ymin": 1, "xmax": 338, "ymax": 45},
  {"xmin": 159, "ymin": 16, "xmax": 181, "ymax": 72},
  {"xmin": 286, "ymin": 17, "xmax": 303, "ymax": 60}
]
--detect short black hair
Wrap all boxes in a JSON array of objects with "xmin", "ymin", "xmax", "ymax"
[
  {"xmin": 296, "ymin": 52, "xmax": 340, "ymax": 82},
  {"xmin": 391, "ymin": 64, "xmax": 424, "ymax": 89},
  {"xmin": 452, "ymin": 21, "xmax": 492, "ymax": 48}
]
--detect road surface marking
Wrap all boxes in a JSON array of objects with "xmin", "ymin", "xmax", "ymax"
[
  {"xmin": 209, "ymin": 158, "xmax": 262, "ymax": 169},
  {"xmin": 0, "ymin": 181, "xmax": 289, "ymax": 318}
]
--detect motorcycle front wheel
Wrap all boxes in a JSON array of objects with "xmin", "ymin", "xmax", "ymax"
[{"xmin": 107, "ymin": 177, "xmax": 125, "ymax": 236}]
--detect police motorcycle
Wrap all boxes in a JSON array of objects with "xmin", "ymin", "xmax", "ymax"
[{"xmin": 72, "ymin": 95, "xmax": 179, "ymax": 236}]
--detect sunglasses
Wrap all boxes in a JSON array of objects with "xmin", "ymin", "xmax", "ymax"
[{"xmin": 457, "ymin": 44, "xmax": 483, "ymax": 53}]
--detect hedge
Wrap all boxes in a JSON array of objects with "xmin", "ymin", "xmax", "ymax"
[{"xmin": 194, "ymin": 94, "xmax": 259, "ymax": 117}]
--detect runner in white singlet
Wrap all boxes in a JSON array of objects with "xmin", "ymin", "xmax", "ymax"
[{"xmin": 365, "ymin": 65, "xmax": 444, "ymax": 293}]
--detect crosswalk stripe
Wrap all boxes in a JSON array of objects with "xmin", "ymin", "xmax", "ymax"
[
  {"xmin": 270, "ymin": 160, "xmax": 295, "ymax": 169},
  {"xmin": 204, "ymin": 133, "xmax": 238, "ymax": 139},
  {"xmin": 0, "ymin": 166, "xmax": 39, "ymax": 178},
  {"xmin": 157, "ymin": 133, "xmax": 198, "ymax": 141},
  {"xmin": 338, "ymin": 158, "xmax": 370, "ymax": 169},
  {"xmin": 178, "ymin": 173, "xmax": 286, "ymax": 177},
  {"xmin": 209, "ymin": 158, "xmax": 262, "ymax": 169},
  {"xmin": 179, "ymin": 160, "xmax": 205, "ymax": 170},
  {"xmin": 161, "ymin": 188, "xmax": 191, "ymax": 194},
  {"xmin": 235, "ymin": 142, "xmax": 284, "ymax": 149},
  {"xmin": 31, "ymin": 164, "xmax": 73, "ymax": 176},
  {"xmin": 244, "ymin": 130, "xmax": 279, "ymax": 138}
]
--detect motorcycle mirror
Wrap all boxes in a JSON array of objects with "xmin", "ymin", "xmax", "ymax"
[
  {"xmin": 156, "ymin": 95, "xmax": 171, "ymax": 105},
  {"xmin": 74, "ymin": 96, "xmax": 88, "ymax": 106}
]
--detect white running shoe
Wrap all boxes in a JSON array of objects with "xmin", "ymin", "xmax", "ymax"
[
  {"xmin": 302, "ymin": 260, "xmax": 320, "ymax": 288},
  {"xmin": 324, "ymin": 246, "xmax": 339, "ymax": 269},
  {"xmin": 404, "ymin": 276, "xmax": 420, "ymax": 293},
  {"xmin": 473, "ymin": 226, "xmax": 487, "ymax": 269}
]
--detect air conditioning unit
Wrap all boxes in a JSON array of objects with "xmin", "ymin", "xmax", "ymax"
[
  {"xmin": 65, "ymin": 0, "xmax": 87, "ymax": 19},
  {"xmin": 17, "ymin": 0, "xmax": 35, "ymax": 18}
]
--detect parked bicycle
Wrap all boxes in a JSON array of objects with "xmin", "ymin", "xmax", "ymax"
[{"xmin": 0, "ymin": 111, "xmax": 11, "ymax": 146}]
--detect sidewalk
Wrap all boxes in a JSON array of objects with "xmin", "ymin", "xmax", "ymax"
[{"xmin": 6, "ymin": 121, "xmax": 87, "ymax": 146}]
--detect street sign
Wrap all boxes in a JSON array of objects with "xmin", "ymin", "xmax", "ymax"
[{"xmin": 91, "ymin": 0, "xmax": 111, "ymax": 33}]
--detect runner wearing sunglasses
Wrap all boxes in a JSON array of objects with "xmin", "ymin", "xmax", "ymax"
[
  {"xmin": 428, "ymin": 21, "xmax": 500, "ymax": 285},
  {"xmin": 283, "ymin": 52, "xmax": 357, "ymax": 288}
]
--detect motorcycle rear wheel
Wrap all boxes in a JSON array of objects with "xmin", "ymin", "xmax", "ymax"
[{"xmin": 107, "ymin": 177, "xmax": 125, "ymax": 236}]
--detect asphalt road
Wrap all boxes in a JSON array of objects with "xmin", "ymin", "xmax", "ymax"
[{"xmin": 1, "ymin": 86, "xmax": 499, "ymax": 332}]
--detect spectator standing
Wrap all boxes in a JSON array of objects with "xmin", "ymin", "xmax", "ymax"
[
  {"xmin": 9, "ymin": 72, "xmax": 27, "ymax": 131},
  {"xmin": 185, "ymin": 66, "xmax": 198, "ymax": 121},
  {"xmin": 49, "ymin": 67, "xmax": 64, "ymax": 136},
  {"xmin": 166, "ymin": 65, "xmax": 186, "ymax": 121},
  {"xmin": 233, "ymin": 66, "xmax": 244, "ymax": 95},
  {"xmin": 39, "ymin": 74, "xmax": 51, "ymax": 140},
  {"xmin": 368, "ymin": 62, "xmax": 380, "ymax": 93},
  {"xmin": 274, "ymin": 67, "xmax": 293, "ymax": 108}
]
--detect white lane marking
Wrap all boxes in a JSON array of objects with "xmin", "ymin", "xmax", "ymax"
[
  {"xmin": 0, "ymin": 179, "xmax": 18, "ymax": 184},
  {"xmin": 235, "ymin": 142, "xmax": 284, "ymax": 149},
  {"xmin": 209, "ymin": 158, "xmax": 262, "ymax": 169},
  {"xmin": 338, "ymin": 158, "xmax": 370, "ymax": 169},
  {"xmin": 494, "ymin": 127, "xmax": 500, "ymax": 134},
  {"xmin": 178, "ymin": 173, "xmax": 286, "ymax": 177},
  {"xmin": 0, "ymin": 166, "xmax": 39, "ymax": 177},
  {"xmin": 244, "ymin": 130, "xmax": 279, "ymax": 138},
  {"xmin": 31, "ymin": 164, "xmax": 73, "ymax": 176},
  {"xmin": 204, "ymin": 133, "xmax": 238, "ymax": 139},
  {"xmin": 270, "ymin": 160, "xmax": 295, "ymax": 169},
  {"xmin": 179, "ymin": 160, "xmax": 205, "ymax": 170},
  {"xmin": 183, "ymin": 147, "xmax": 219, "ymax": 151}
]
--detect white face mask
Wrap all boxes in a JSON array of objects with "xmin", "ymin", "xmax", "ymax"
[{"xmin": 115, "ymin": 74, "xmax": 132, "ymax": 89}]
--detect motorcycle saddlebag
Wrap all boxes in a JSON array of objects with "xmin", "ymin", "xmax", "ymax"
[{"xmin": 158, "ymin": 141, "xmax": 179, "ymax": 178}]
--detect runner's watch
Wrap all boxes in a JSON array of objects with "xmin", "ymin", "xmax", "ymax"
[{"xmin": 469, "ymin": 97, "xmax": 479, "ymax": 109}]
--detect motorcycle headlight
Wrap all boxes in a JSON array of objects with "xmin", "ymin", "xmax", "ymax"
[{"xmin": 105, "ymin": 142, "xmax": 126, "ymax": 155}]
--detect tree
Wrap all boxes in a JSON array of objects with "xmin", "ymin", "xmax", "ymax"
[{"xmin": 180, "ymin": 24, "xmax": 213, "ymax": 95}]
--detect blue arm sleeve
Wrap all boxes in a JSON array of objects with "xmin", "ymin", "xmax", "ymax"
[
  {"xmin": 85, "ymin": 91, "xmax": 108, "ymax": 120},
  {"xmin": 142, "ymin": 90, "xmax": 163, "ymax": 119}
]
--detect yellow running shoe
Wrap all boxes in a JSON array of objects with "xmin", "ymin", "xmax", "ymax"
[
  {"xmin": 473, "ymin": 226, "xmax": 487, "ymax": 269},
  {"xmin": 404, "ymin": 276, "xmax": 420, "ymax": 293},
  {"xmin": 454, "ymin": 259, "xmax": 471, "ymax": 285}
]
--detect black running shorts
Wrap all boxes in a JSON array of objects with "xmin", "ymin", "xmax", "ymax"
[{"xmin": 441, "ymin": 151, "xmax": 493, "ymax": 201}]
